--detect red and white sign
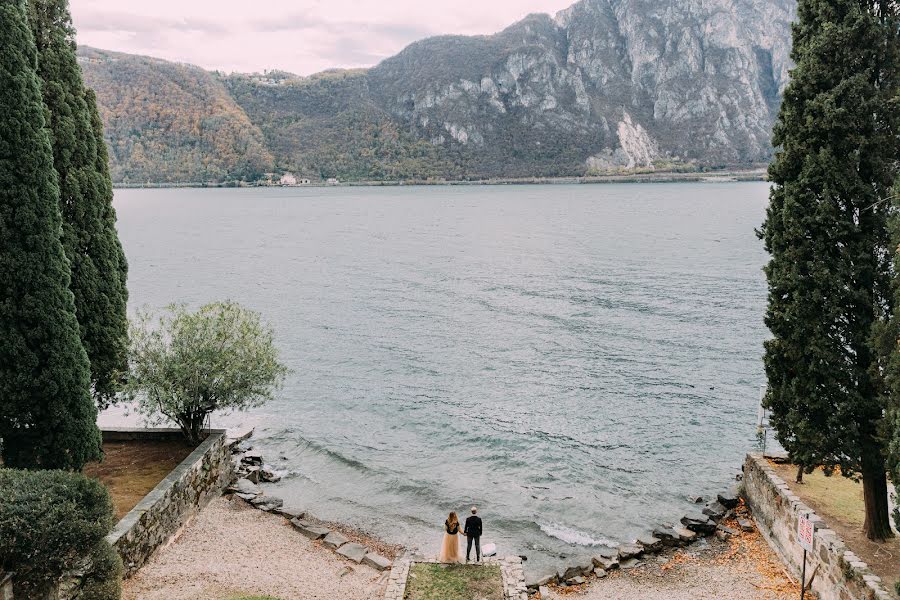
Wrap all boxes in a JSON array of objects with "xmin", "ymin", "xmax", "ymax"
[{"xmin": 797, "ymin": 512, "xmax": 815, "ymax": 552}]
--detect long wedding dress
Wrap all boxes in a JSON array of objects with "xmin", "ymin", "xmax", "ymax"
[{"xmin": 439, "ymin": 521, "xmax": 462, "ymax": 563}]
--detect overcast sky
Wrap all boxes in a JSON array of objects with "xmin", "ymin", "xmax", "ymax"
[{"xmin": 69, "ymin": 0, "xmax": 575, "ymax": 75}]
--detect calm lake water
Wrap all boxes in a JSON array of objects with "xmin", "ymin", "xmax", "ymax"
[{"xmin": 103, "ymin": 182, "xmax": 771, "ymax": 569}]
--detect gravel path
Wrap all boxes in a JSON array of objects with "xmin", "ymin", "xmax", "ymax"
[
  {"xmin": 123, "ymin": 496, "xmax": 386, "ymax": 600},
  {"xmin": 546, "ymin": 529, "xmax": 802, "ymax": 600}
]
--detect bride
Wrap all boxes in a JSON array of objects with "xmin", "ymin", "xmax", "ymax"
[{"xmin": 439, "ymin": 511, "xmax": 462, "ymax": 563}]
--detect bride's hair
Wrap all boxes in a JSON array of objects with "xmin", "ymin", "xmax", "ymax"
[{"xmin": 446, "ymin": 512, "xmax": 459, "ymax": 529}]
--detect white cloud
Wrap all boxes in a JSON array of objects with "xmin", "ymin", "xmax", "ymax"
[{"xmin": 70, "ymin": 0, "xmax": 576, "ymax": 74}]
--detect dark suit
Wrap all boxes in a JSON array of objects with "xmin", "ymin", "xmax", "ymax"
[{"xmin": 464, "ymin": 515, "xmax": 482, "ymax": 561}]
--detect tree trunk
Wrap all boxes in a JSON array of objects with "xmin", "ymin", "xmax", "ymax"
[
  {"xmin": 796, "ymin": 465, "xmax": 804, "ymax": 484},
  {"xmin": 862, "ymin": 454, "xmax": 894, "ymax": 541}
]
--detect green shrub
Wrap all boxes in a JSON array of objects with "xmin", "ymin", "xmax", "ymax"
[{"xmin": 0, "ymin": 468, "xmax": 121, "ymax": 599}]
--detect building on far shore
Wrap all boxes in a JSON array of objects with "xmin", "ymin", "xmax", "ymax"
[
  {"xmin": 326, "ymin": 177, "xmax": 340, "ymax": 185},
  {"xmin": 279, "ymin": 173, "xmax": 312, "ymax": 186}
]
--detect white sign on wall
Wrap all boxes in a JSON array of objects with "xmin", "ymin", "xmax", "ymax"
[{"xmin": 797, "ymin": 512, "xmax": 815, "ymax": 552}]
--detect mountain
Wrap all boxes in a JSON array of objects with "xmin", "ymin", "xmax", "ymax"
[
  {"xmin": 78, "ymin": 47, "xmax": 273, "ymax": 184},
  {"xmin": 78, "ymin": 0, "xmax": 795, "ymax": 184}
]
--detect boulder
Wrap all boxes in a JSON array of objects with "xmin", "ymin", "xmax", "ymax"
[
  {"xmin": 592, "ymin": 555, "xmax": 618, "ymax": 570},
  {"xmin": 569, "ymin": 576, "xmax": 586, "ymax": 585},
  {"xmin": 260, "ymin": 466, "xmax": 281, "ymax": 483},
  {"xmin": 673, "ymin": 527, "xmax": 697, "ymax": 543},
  {"xmin": 538, "ymin": 585, "xmax": 550, "ymax": 598},
  {"xmin": 737, "ymin": 517, "xmax": 755, "ymax": 532},
  {"xmin": 620, "ymin": 558, "xmax": 643, "ymax": 569},
  {"xmin": 637, "ymin": 535, "xmax": 662, "ymax": 553},
  {"xmin": 227, "ymin": 478, "xmax": 262, "ymax": 496},
  {"xmin": 717, "ymin": 487, "xmax": 740, "ymax": 509},
  {"xmin": 561, "ymin": 559, "xmax": 592, "ymax": 581},
  {"xmin": 651, "ymin": 528, "xmax": 678, "ymax": 545},
  {"xmin": 362, "ymin": 552, "xmax": 392, "ymax": 571},
  {"xmin": 336, "ymin": 542, "xmax": 369, "ymax": 563},
  {"xmin": 525, "ymin": 569, "xmax": 557, "ymax": 588},
  {"xmin": 250, "ymin": 495, "xmax": 283, "ymax": 511},
  {"xmin": 688, "ymin": 495, "xmax": 704, "ymax": 503},
  {"xmin": 681, "ymin": 512, "xmax": 716, "ymax": 534},
  {"xmin": 703, "ymin": 501, "xmax": 727, "ymax": 520},
  {"xmin": 617, "ymin": 543, "xmax": 643, "ymax": 560},
  {"xmin": 235, "ymin": 492, "xmax": 257, "ymax": 501},
  {"xmin": 593, "ymin": 568, "xmax": 607, "ymax": 578},
  {"xmin": 243, "ymin": 468, "xmax": 261, "ymax": 484},
  {"xmin": 291, "ymin": 518, "xmax": 329, "ymax": 540},
  {"xmin": 323, "ymin": 531, "xmax": 350, "ymax": 549},
  {"xmin": 242, "ymin": 450, "xmax": 264, "ymax": 465},
  {"xmin": 716, "ymin": 524, "xmax": 740, "ymax": 536},
  {"xmin": 274, "ymin": 505, "xmax": 306, "ymax": 519}
]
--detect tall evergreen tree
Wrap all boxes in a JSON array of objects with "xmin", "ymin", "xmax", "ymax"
[
  {"xmin": 0, "ymin": 0, "xmax": 101, "ymax": 470},
  {"xmin": 760, "ymin": 0, "xmax": 899, "ymax": 540},
  {"xmin": 27, "ymin": 0, "xmax": 129, "ymax": 409}
]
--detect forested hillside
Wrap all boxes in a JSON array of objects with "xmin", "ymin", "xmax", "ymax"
[
  {"xmin": 79, "ymin": 47, "xmax": 273, "ymax": 184},
  {"xmin": 78, "ymin": 0, "xmax": 796, "ymax": 184}
]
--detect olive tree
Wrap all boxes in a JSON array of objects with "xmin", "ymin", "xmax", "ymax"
[{"xmin": 125, "ymin": 302, "xmax": 288, "ymax": 443}]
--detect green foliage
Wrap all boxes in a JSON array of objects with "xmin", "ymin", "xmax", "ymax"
[
  {"xmin": 78, "ymin": 47, "xmax": 273, "ymax": 184},
  {"xmin": 0, "ymin": 0, "xmax": 100, "ymax": 470},
  {"xmin": 887, "ymin": 179, "xmax": 900, "ymax": 533},
  {"xmin": 126, "ymin": 302, "xmax": 289, "ymax": 443},
  {"xmin": 759, "ymin": 0, "xmax": 900, "ymax": 540},
  {"xmin": 28, "ymin": 0, "xmax": 130, "ymax": 409},
  {"xmin": 0, "ymin": 468, "xmax": 121, "ymax": 599}
]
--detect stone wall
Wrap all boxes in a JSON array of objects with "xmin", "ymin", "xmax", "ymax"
[
  {"xmin": 104, "ymin": 428, "xmax": 234, "ymax": 576},
  {"xmin": 742, "ymin": 453, "xmax": 893, "ymax": 600}
]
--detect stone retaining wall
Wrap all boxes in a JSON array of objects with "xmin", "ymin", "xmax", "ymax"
[
  {"xmin": 742, "ymin": 453, "xmax": 893, "ymax": 600},
  {"xmin": 105, "ymin": 428, "xmax": 234, "ymax": 576}
]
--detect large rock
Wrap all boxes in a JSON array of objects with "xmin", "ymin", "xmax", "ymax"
[
  {"xmin": 323, "ymin": 531, "xmax": 349, "ymax": 549},
  {"xmin": 717, "ymin": 487, "xmax": 741, "ymax": 509},
  {"xmin": 637, "ymin": 535, "xmax": 662, "ymax": 553},
  {"xmin": 362, "ymin": 552, "xmax": 392, "ymax": 571},
  {"xmin": 592, "ymin": 555, "xmax": 619, "ymax": 570},
  {"xmin": 652, "ymin": 527, "xmax": 682, "ymax": 546},
  {"xmin": 673, "ymin": 527, "xmax": 697, "ymax": 543},
  {"xmin": 259, "ymin": 466, "xmax": 281, "ymax": 483},
  {"xmin": 703, "ymin": 501, "xmax": 727, "ymax": 520},
  {"xmin": 560, "ymin": 558, "xmax": 593, "ymax": 581},
  {"xmin": 336, "ymin": 542, "xmax": 368, "ymax": 563},
  {"xmin": 681, "ymin": 512, "xmax": 716, "ymax": 534},
  {"xmin": 274, "ymin": 505, "xmax": 305, "ymax": 519},
  {"xmin": 525, "ymin": 568, "xmax": 558, "ymax": 588},
  {"xmin": 617, "ymin": 543, "xmax": 643, "ymax": 560},
  {"xmin": 227, "ymin": 478, "xmax": 261, "ymax": 496},
  {"xmin": 291, "ymin": 518, "xmax": 330, "ymax": 540},
  {"xmin": 242, "ymin": 450, "xmax": 263, "ymax": 465},
  {"xmin": 249, "ymin": 495, "xmax": 283, "ymax": 511}
]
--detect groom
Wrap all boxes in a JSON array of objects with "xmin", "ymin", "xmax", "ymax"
[{"xmin": 464, "ymin": 506, "xmax": 482, "ymax": 563}]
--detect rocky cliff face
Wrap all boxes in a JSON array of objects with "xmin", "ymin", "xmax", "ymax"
[
  {"xmin": 81, "ymin": 0, "xmax": 796, "ymax": 182},
  {"xmin": 367, "ymin": 0, "xmax": 794, "ymax": 174}
]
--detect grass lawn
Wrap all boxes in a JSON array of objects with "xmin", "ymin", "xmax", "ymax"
[
  {"xmin": 404, "ymin": 563, "xmax": 503, "ymax": 600},
  {"xmin": 83, "ymin": 439, "xmax": 195, "ymax": 520},
  {"xmin": 769, "ymin": 461, "xmax": 900, "ymax": 595}
]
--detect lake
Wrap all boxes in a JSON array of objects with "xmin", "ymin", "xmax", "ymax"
[{"xmin": 103, "ymin": 182, "xmax": 771, "ymax": 569}]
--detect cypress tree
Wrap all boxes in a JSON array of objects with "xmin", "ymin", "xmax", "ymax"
[
  {"xmin": 760, "ymin": 0, "xmax": 899, "ymax": 540},
  {"xmin": 0, "ymin": 0, "xmax": 101, "ymax": 470},
  {"xmin": 28, "ymin": 0, "xmax": 129, "ymax": 409}
]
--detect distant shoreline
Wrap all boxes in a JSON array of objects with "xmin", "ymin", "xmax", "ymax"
[{"xmin": 112, "ymin": 168, "xmax": 769, "ymax": 190}]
